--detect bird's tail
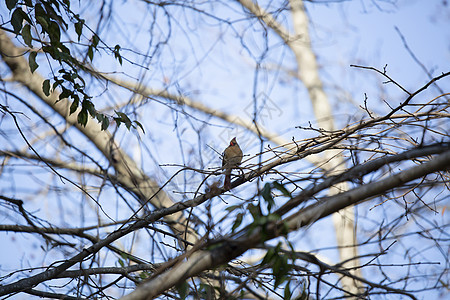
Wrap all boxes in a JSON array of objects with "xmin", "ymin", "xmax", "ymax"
[{"xmin": 224, "ymin": 169, "xmax": 231, "ymax": 190}]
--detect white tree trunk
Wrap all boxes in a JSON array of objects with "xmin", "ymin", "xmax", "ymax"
[{"xmin": 288, "ymin": 0, "xmax": 362, "ymax": 294}]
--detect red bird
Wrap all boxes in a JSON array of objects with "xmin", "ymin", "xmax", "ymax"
[{"xmin": 222, "ymin": 137, "xmax": 243, "ymax": 189}]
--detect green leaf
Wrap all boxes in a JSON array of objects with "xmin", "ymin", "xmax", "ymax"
[
  {"xmin": 114, "ymin": 44, "xmax": 122, "ymax": 65},
  {"xmin": 225, "ymin": 205, "xmax": 241, "ymax": 212},
  {"xmin": 92, "ymin": 34, "xmax": 100, "ymax": 47},
  {"xmin": 175, "ymin": 281, "xmax": 188, "ymax": 300},
  {"xmin": 115, "ymin": 111, "xmax": 132, "ymax": 130},
  {"xmin": 248, "ymin": 203, "xmax": 261, "ymax": 220},
  {"xmin": 36, "ymin": 16, "xmax": 49, "ymax": 32},
  {"xmin": 83, "ymin": 100, "xmax": 96, "ymax": 118},
  {"xmin": 59, "ymin": 87, "xmax": 71, "ymax": 100},
  {"xmin": 101, "ymin": 116, "xmax": 109, "ymax": 131},
  {"xmin": 11, "ymin": 8, "xmax": 24, "ymax": 34},
  {"xmin": 42, "ymin": 1, "xmax": 67, "ymax": 30},
  {"xmin": 52, "ymin": 77, "xmax": 63, "ymax": 90},
  {"xmin": 118, "ymin": 258, "xmax": 125, "ymax": 268},
  {"xmin": 273, "ymin": 257, "xmax": 288, "ymax": 288},
  {"xmin": 62, "ymin": 73, "xmax": 71, "ymax": 81},
  {"xmin": 139, "ymin": 271, "xmax": 149, "ymax": 279},
  {"xmin": 42, "ymin": 45, "xmax": 55, "ymax": 58},
  {"xmin": 87, "ymin": 45, "xmax": 94, "ymax": 61},
  {"xmin": 35, "ymin": 4, "xmax": 49, "ymax": 31},
  {"xmin": 77, "ymin": 74, "xmax": 86, "ymax": 86},
  {"xmin": 23, "ymin": 0, "xmax": 32, "ymax": 7},
  {"xmin": 261, "ymin": 183, "xmax": 275, "ymax": 213},
  {"xmin": 134, "ymin": 120, "xmax": 145, "ymax": 133},
  {"xmin": 71, "ymin": 93, "xmax": 80, "ymax": 104},
  {"xmin": 47, "ymin": 20, "xmax": 61, "ymax": 43},
  {"xmin": 96, "ymin": 112, "xmax": 103, "ymax": 123},
  {"xmin": 270, "ymin": 246, "xmax": 290, "ymax": 289},
  {"xmin": 273, "ymin": 181, "xmax": 291, "ymax": 198},
  {"xmin": 74, "ymin": 19, "xmax": 84, "ymax": 41},
  {"xmin": 267, "ymin": 213, "xmax": 281, "ymax": 222},
  {"xmin": 77, "ymin": 109, "xmax": 88, "ymax": 127},
  {"xmin": 59, "ymin": 44, "xmax": 71, "ymax": 55},
  {"xmin": 5, "ymin": 0, "xmax": 18, "ymax": 10},
  {"xmin": 261, "ymin": 247, "xmax": 276, "ymax": 265},
  {"xmin": 42, "ymin": 79, "xmax": 51, "ymax": 96},
  {"xmin": 21, "ymin": 24, "xmax": 32, "ymax": 47},
  {"xmin": 284, "ymin": 281, "xmax": 292, "ymax": 300},
  {"xmin": 199, "ymin": 283, "xmax": 213, "ymax": 298},
  {"xmin": 69, "ymin": 99, "xmax": 79, "ymax": 115},
  {"xmin": 296, "ymin": 284, "xmax": 308, "ymax": 300},
  {"xmin": 120, "ymin": 252, "xmax": 130, "ymax": 260},
  {"xmin": 49, "ymin": 0, "xmax": 61, "ymax": 10},
  {"xmin": 28, "ymin": 51, "xmax": 38, "ymax": 73},
  {"xmin": 19, "ymin": 8, "xmax": 31, "ymax": 23},
  {"xmin": 231, "ymin": 213, "xmax": 243, "ymax": 233},
  {"xmin": 278, "ymin": 219, "xmax": 289, "ymax": 236}
]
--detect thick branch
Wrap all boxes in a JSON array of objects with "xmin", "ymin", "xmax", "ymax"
[
  {"xmin": 284, "ymin": 150, "xmax": 450, "ymax": 230},
  {"xmin": 119, "ymin": 149, "xmax": 450, "ymax": 299},
  {"xmin": 0, "ymin": 29, "xmax": 197, "ymax": 242}
]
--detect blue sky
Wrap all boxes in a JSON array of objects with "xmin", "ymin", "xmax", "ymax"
[{"xmin": 0, "ymin": 0, "xmax": 449, "ymax": 298}]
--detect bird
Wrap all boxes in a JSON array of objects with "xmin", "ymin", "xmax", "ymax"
[{"xmin": 222, "ymin": 137, "xmax": 243, "ymax": 190}]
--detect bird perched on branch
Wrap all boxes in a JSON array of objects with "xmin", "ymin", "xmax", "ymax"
[{"xmin": 222, "ymin": 137, "xmax": 243, "ymax": 190}]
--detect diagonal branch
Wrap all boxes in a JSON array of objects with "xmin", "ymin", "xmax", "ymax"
[
  {"xmin": 119, "ymin": 149, "xmax": 450, "ymax": 300},
  {"xmin": 0, "ymin": 29, "xmax": 197, "ymax": 243},
  {"xmin": 237, "ymin": 0, "xmax": 292, "ymax": 44},
  {"xmin": 101, "ymin": 75, "xmax": 322, "ymax": 163}
]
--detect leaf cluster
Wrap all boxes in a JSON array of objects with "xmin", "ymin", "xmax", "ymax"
[{"xmin": 5, "ymin": 0, "xmax": 136, "ymax": 131}]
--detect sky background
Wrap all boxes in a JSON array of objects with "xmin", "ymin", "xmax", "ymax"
[{"xmin": 0, "ymin": 0, "xmax": 449, "ymax": 299}]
